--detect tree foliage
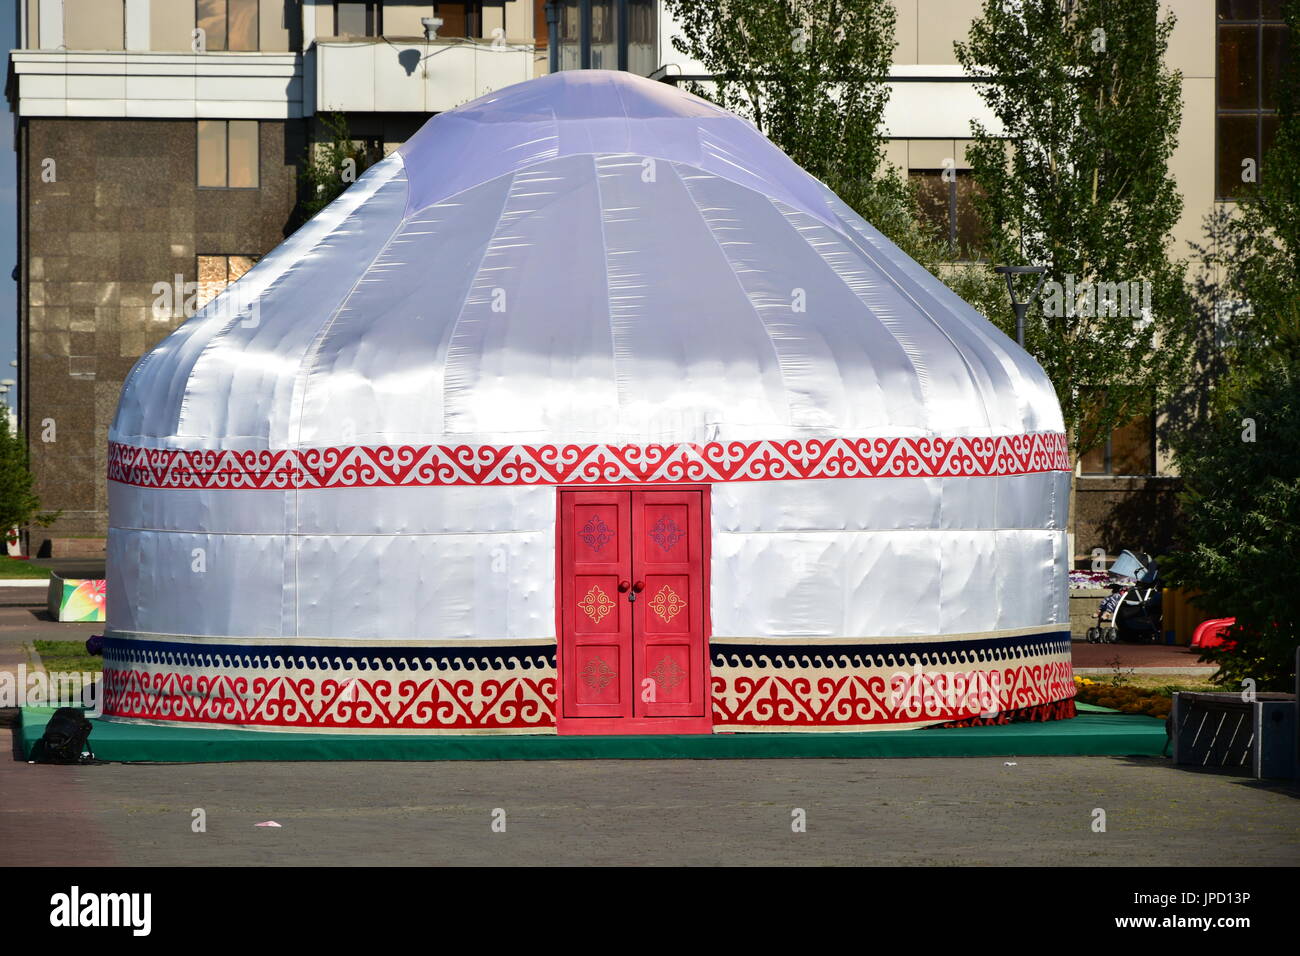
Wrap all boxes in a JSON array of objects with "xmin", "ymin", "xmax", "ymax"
[
  {"xmin": 956, "ymin": 0, "xmax": 1193, "ymax": 459},
  {"xmin": 1164, "ymin": 364, "xmax": 1299, "ymax": 690},
  {"xmin": 295, "ymin": 113, "xmax": 380, "ymax": 227},
  {"xmin": 664, "ymin": 0, "xmax": 896, "ymax": 188},
  {"xmin": 1165, "ymin": 0, "xmax": 1299, "ymax": 689},
  {"xmin": 0, "ymin": 415, "xmax": 58, "ymax": 539}
]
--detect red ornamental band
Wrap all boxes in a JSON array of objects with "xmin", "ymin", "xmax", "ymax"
[
  {"xmin": 100, "ymin": 660, "xmax": 1073, "ymax": 730},
  {"xmin": 106, "ymin": 432, "xmax": 1070, "ymax": 490}
]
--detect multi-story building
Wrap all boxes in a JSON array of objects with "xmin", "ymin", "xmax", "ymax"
[
  {"xmin": 5, "ymin": 1, "xmax": 1285, "ymax": 559},
  {"xmin": 5, "ymin": 1, "xmax": 550, "ymax": 556}
]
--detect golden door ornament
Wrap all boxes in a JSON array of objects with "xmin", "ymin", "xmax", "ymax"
[
  {"xmin": 578, "ymin": 585, "xmax": 615, "ymax": 624},
  {"xmin": 648, "ymin": 584, "xmax": 686, "ymax": 623}
]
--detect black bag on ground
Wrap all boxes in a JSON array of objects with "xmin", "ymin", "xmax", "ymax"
[{"xmin": 34, "ymin": 707, "xmax": 94, "ymax": 764}]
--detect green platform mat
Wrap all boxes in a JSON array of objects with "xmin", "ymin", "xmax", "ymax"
[
  {"xmin": 1075, "ymin": 701, "xmax": 1123, "ymax": 713},
  {"xmin": 18, "ymin": 707, "xmax": 1167, "ymax": 763}
]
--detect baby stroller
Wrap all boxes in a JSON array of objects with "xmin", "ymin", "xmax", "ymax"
[{"xmin": 1085, "ymin": 550, "xmax": 1164, "ymax": 644}]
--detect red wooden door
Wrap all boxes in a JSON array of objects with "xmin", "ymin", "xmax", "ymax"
[
  {"xmin": 631, "ymin": 490, "xmax": 707, "ymax": 718},
  {"xmin": 559, "ymin": 491, "xmax": 634, "ymax": 719},
  {"xmin": 558, "ymin": 488, "xmax": 710, "ymax": 733}
]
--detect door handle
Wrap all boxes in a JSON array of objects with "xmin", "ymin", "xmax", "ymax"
[
  {"xmin": 618, "ymin": 580, "xmax": 631, "ymax": 593},
  {"xmin": 627, "ymin": 580, "xmax": 645, "ymax": 603},
  {"xmin": 632, "ymin": 581, "xmax": 645, "ymax": 593}
]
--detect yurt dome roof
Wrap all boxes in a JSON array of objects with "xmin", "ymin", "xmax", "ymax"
[{"xmin": 112, "ymin": 70, "xmax": 1063, "ymax": 451}]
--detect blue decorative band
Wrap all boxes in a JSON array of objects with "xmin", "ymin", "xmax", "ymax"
[
  {"xmin": 710, "ymin": 631, "xmax": 1071, "ymax": 670},
  {"xmin": 102, "ymin": 637, "xmax": 556, "ymax": 672}
]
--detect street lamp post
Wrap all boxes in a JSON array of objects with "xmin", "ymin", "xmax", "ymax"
[
  {"xmin": 993, "ymin": 264, "xmax": 1048, "ymax": 348},
  {"xmin": 546, "ymin": 1, "xmax": 560, "ymax": 74}
]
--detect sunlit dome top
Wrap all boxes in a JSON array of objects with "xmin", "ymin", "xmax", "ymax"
[{"xmin": 112, "ymin": 69, "xmax": 1063, "ymax": 451}]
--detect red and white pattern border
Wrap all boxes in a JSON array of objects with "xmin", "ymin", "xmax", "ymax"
[
  {"xmin": 100, "ymin": 659, "xmax": 1074, "ymax": 732},
  {"xmin": 107, "ymin": 432, "xmax": 1069, "ymax": 490},
  {"xmin": 100, "ymin": 636, "xmax": 1074, "ymax": 732},
  {"xmin": 102, "ymin": 668, "xmax": 557, "ymax": 732},
  {"xmin": 710, "ymin": 659, "xmax": 1075, "ymax": 730}
]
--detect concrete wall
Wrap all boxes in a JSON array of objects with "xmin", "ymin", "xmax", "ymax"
[
  {"xmin": 382, "ymin": 2, "xmax": 436, "ymax": 38},
  {"xmin": 1075, "ymin": 477, "xmax": 1184, "ymax": 565},
  {"xmin": 260, "ymin": 0, "xmax": 297, "ymax": 51},
  {"xmin": 1165, "ymin": 0, "xmax": 1217, "ymax": 260},
  {"xmin": 62, "ymin": 0, "xmax": 125, "ymax": 51},
  {"xmin": 505, "ymin": 0, "xmax": 533, "ymax": 40},
  {"xmin": 20, "ymin": 117, "xmax": 303, "ymax": 553},
  {"xmin": 315, "ymin": 0, "xmax": 333, "ymax": 39},
  {"xmin": 916, "ymin": 0, "xmax": 978, "ymax": 65},
  {"xmin": 151, "ymin": 0, "xmax": 194, "ymax": 50}
]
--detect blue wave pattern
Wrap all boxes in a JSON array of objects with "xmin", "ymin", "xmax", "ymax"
[
  {"xmin": 711, "ymin": 631, "xmax": 1071, "ymax": 670},
  {"xmin": 102, "ymin": 637, "xmax": 556, "ymax": 673}
]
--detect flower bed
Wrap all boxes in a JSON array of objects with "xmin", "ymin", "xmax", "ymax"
[
  {"xmin": 1073, "ymin": 676, "xmax": 1171, "ymax": 719},
  {"xmin": 1068, "ymin": 569, "xmax": 1111, "ymax": 590}
]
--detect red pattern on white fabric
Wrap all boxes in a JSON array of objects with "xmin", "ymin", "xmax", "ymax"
[
  {"xmin": 102, "ymin": 669, "xmax": 558, "ymax": 730},
  {"xmin": 710, "ymin": 660, "xmax": 1076, "ymax": 728},
  {"xmin": 101, "ymin": 660, "xmax": 1073, "ymax": 730},
  {"xmin": 107, "ymin": 433, "xmax": 1069, "ymax": 489}
]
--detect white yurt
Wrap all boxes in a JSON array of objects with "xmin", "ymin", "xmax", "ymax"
[{"xmin": 102, "ymin": 70, "xmax": 1074, "ymax": 736}]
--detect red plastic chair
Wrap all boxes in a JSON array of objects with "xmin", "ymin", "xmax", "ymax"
[{"xmin": 1191, "ymin": 617, "xmax": 1236, "ymax": 648}]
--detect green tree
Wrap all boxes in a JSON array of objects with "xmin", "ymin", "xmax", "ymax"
[
  {"xmin": 955, "ymin": 0, "xmax": 1193, "ymax": 467},
  {"xmin": 1164, "ymin": 0, "xmax": 1298, "ymax": 689},
  {"xmin": 294, "ymin": 113, "xmax": 380, "ymax": 228},
  {"xmin": 0, "ymin": 415, "xmax": 58, "ymax": 545},
  {"xmin": 1163, "ymin": 363, "xmax": 1299, "ymax": 690},
  {"xmin": 664, "ymin": 0, "xmax": 896, "ymax": 194}
]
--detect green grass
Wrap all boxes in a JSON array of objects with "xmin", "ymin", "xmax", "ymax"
[
  {"xmin": 0, "ymin": 557, "xmax": 52, "ymax": 579},
  {"xmin": 33, "ymin": 639, "xmax": 103, "ymax": 676},
  {"xmin": 1080, "ymin": 674, "xmax": 1222, "ymax": 695}
]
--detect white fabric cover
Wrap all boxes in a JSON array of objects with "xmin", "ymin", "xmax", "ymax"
[{"xmin": 106, "ymin": 70, "xmax": 1068, "ymax": 644}]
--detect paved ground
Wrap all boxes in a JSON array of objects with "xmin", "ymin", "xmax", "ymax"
[
  {"xmin": 0, "ymin": 604, "xmax": 102, "ymax": 637},
  {"xmin": 2, "ymin": 738, "xmax": 1295, "ymax": 866},
  {"xmin": 1071, "ymin": 639, "xmax": 1215, "ymax": 671},
  {"xmin": 2, "ymin": 601, "xmax": 1292, "ymax": 867},
  {"xmin": 0, "ymin": 606, "xmax": 100, "ymax": 675}
]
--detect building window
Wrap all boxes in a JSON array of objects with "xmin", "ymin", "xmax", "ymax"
[
  {"xmin": 197, "ymin": 120, "xmax": 260, "ymax": 188},
  {"xmin": 627, "ymin": 0, "xmax": 658, "ymax": 76},
  {"xmin": 909, "ymin": 168, "xmax": 987, "ymax": 261},
  {"xmin": 336, "ymin": 2, "xmax": 384, "ymax": 37},
  {"xmin": 197, "ymin": 0, "xmax": 260, "ymax": 52},
  {"xmin": 433, "ymin": 3, "xmax": 486, "ymax": 39},
  {"xmin": 558, "ymin": 0, "xmax": 581, "ymax": 70},
  {"xmin": 1216, "ymin": 0, "xmax": 1289, "ymax": 199},
  {"xmin": 1080, "ymin": 391, "xmax": 1156, "ymax": 476},
  {"xmin": 589, "ymin": 0, "xmax": 617, "ymax": 69},
  {"xmin": 196, "ymin": 255, "xmax": 260, "ymax": 311},
  {"xmin": 551, "ymin": 0, "xmax": 658, "ymax": 74}
]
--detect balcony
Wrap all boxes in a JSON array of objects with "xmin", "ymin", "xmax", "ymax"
[
  {"xmin": 314, "ymin": 37, "xmax": 536, "ymax": 114},
  {"xmin": 7, "ymin": 50, "xmax": 304, "ymax": 119}
]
